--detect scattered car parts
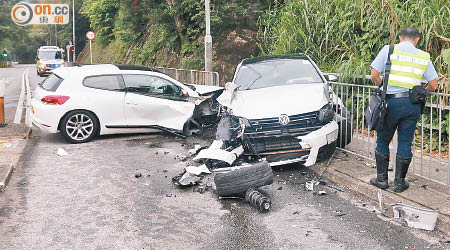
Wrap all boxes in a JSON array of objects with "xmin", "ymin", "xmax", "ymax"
[
  {"xmin": 172, "ymin": 172, "xmax": 201, "ymax": 187},
  {"xmin": 245, "ymin": 188, "xmax": 271, "ymax": 212},
  {"xmin": 392, "ymin": 203, "xmax": 438, "ymax": 231}
]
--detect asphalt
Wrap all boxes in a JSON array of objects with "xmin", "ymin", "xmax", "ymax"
[
  {"xmin": 0, "ymin": 128, "xmax": 449, "ymax": 249},
  {"xmin": 309, "ymin": 149, "xmax": 450, "ymax": 237},
  {"xmin": 0, "ymin": 64, "xmax": 36, "ymax": 191},
  {"xmin": 0, "ymin": 130, "xmax": 30, "ymax": 191}
]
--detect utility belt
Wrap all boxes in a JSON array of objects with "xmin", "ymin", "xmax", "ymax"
[{"xmin": 386, "ymin": 85, "xmax": 428, "ymax": 113}]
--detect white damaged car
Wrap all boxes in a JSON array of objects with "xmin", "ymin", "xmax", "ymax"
[
  {"xmin": 31, "ymin": 64, "xmax": 222, "ymax": 143},
  {"xmin": 216, "ymin": 55, "xmax": 350, "ymax": 167}
]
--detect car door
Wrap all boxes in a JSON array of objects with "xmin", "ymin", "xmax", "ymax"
[
  {"xmin": 123, "ymin": 74, "xmax": 196, "ymax": 131},
  {"xmin": 82, "ymin": 75, "xmax": 127, "ymax": 127}
]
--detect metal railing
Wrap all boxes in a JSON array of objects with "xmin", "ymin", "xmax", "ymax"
[
  {"xmin": 331, "ymin": 81, "xmax": 450, "ymax": 186},
  {"xmin": 155, "ymin": 67, "xmax": 220, "ymax": 86}
]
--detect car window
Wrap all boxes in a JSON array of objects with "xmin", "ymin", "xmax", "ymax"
[
  {"xmin": 83, "ymin": 75, "xmax": 123, "ymax": 91},
  {"xmin": 234, "ymin": 59, "xmax": 324, "ymax": 90},
  {"xmin": 38, "ymin": 50, "xmax": 62, "ymax": 60},
  {"xmin": 123, "ymin": 74, "xmax": 182, "ymax": 96},
  {"xmin": 40, "ymin": 74, "xmax": 63, "ymax": 92}
]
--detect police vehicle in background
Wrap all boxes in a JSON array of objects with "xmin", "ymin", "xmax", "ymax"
[{"xmin": 36, "ymin": 46, "xmax": 65, "ymax": 76}]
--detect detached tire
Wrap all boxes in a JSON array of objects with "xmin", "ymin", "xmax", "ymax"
[
  {"xmin": 214, "ymin": 161, "xmax": 274, "ymax": 196},
  {"xmin": 60, "ymin": 110, "xmax": 99, "ymax": 143}
]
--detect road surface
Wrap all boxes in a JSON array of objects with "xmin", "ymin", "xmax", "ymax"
[{"xmin": 0, "ymin": 64, "xmax": 41, "ymax": 123}]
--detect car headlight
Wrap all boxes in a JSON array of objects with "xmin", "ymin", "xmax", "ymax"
[{"xmin": 317, "ymin": 104, "xmax": 334, "ymax": 124}]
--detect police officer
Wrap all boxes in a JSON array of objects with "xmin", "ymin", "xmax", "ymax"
[{"xmin": 369, "ymin": 27, "xmax": 438, "ymax": 192}]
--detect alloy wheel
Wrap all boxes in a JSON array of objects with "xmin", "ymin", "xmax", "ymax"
[{"xmin": 65, "ymin": 113, "xmax": 94, "ymax": 141}]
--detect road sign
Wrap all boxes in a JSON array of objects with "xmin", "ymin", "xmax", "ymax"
[
  {"xmin": 86, "ymin": 31, "xmax": 95, "ymax": 64},
  {"xmin": 86, "ymin": 31, "xmax": 95, "ymax": 40}
]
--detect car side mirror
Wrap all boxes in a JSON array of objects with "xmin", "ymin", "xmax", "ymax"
[
  {"xmin": 181, "ymin": 90, "xmax": 189, "ymax": 97},
  {"xmin": 327, "ymin": 74, "xmax": 338, "ymax": 82},
  {"xmin": 225, "ymin": 82, "xmax": 240, "ymax": 91}
]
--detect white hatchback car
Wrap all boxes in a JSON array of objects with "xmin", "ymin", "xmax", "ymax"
[{"xmin": 31, "ymin": 64, "xmax": 222, "ymax": 143}]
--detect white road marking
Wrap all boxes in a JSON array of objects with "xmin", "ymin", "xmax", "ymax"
[
  {"xmin": 13, "ymin": 68, "xmax": 28, "ymax": 124},
  {"xmin": 25, "ymin": 68, "xmax": 32, "ymax": 127}
]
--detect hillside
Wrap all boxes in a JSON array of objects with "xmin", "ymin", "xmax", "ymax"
[{"xmin": 77, "ymin": 0, "xmax": 269, "ymax": 84}]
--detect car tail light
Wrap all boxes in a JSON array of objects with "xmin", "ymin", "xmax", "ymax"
[{"xmin": 41, "ymin": 96, "xmax": 70, "ymax": 105}]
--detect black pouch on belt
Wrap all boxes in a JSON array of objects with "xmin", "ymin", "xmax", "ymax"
[
  {"xmin": 410, "ymin": 85, "xmax": 428, "ymax": 114},
  {"xmin": 409, "ymin": 85, "xmax": 428, "ymax": 104}
]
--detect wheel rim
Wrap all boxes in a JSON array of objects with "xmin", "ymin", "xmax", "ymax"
[{"xmin": 65, "ymin": 114, "xmax": 94, "ymax": 141}]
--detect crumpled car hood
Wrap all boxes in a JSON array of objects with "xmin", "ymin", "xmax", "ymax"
[
  {"xmin": 191, "ymin": 84, "xmax": 223, "ymax": 95},
  {"xmin": 221, "ymin": 83, "xmax": 328, "ymax": 119}
]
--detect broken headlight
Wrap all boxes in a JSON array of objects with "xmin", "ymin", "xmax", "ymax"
[{"xmin": 317, "ymin": 104, "xmax": 334, "ymax": 124}]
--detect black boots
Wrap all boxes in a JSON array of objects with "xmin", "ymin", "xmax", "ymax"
[
  {"xmin": 370, "ymin": 151, "xmax": 389, "ymax": 189},
  {"xmin": 394, "ymin": 155, "xmax": 412, "ymax": 193}
]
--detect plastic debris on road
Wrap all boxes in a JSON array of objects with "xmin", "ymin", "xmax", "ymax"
[
  {"xmin": 185, "ymin": 164, "xmax": 211, "ymax": 176},
  {"xmin": 392, "ymin": 203, "xmax": 438, "ymax": 231},
  {"xmin": 172, "ymin": 172, "xmax": 201, "ymax": 187},
  {"xmin": 193, "ymin": 185, "xmax": 208, "ymax": 194},
  {"xmin": 305, "ymin": 180, "xmax": 319, "ymax": 191},
  {"xmin": 317, "ymin": 190, "xmax": 327, "ymax": 195},
  {"xmin": 56, "ymin": 148, "xmax": 68, "ymax": 156}
]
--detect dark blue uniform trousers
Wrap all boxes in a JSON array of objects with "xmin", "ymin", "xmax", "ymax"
[{"xmin": 376, "ymin": 97, "xmax": 421, "ymax": 158}]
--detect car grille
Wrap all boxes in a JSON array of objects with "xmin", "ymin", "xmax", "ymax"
[{"xmin": 244, "ymin": 111, "xmax": 323, "ymax": 154}]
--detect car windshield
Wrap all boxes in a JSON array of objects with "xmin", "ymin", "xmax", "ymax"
[
  {"xmin": 234, "ymin": 58, "xmax": 324, "ymax": 90},
  {"xmin": 38, "ymin": 50, "xmax": 62, "ymax": 60}
]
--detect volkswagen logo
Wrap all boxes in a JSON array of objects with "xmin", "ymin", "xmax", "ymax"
[{"xmin": 279, "ymin": 114, "xmax": 290, "ymax": 126}]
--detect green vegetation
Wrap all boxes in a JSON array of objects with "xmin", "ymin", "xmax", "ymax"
[
  {"xmin": 260, "ymin": 0, "xmax": 449, "ymax": 81},
  {"xmin": 258, "ymin": 0, "xmax": 448, "ymax": 155},
  {"xmin": 79, "ymin": 0, "xmax": 267, "ymax": 69},
  {"xmin": 0, "ymin": 0, "xmax": 90, "ymax": 63}
]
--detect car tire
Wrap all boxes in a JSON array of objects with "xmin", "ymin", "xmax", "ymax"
[
  {"xmin": 214, "ymin": 161, "xmax": 274, "ymax": 196},
  {"xmin": 60, "ymin": 110, "xmax": 99, "ymax": 143}
]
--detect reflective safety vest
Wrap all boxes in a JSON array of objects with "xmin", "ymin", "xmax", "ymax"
[{"xmin": 388, "ymin": 45, "xmax": 430, "ymax": 89}]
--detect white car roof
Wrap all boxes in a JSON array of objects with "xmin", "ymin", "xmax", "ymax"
[
  {"xmin": 52, "ymin": 64, "xmax": 200, "ymax": 97},
  {"xmin": 53, "ymin": 64, "xmax": 121, "ymax": 79},
  {"xmin": 38, "ymin": 46, "xmax": 63, "ymax": 51}
]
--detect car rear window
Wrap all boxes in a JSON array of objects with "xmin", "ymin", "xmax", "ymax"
[
  {"xmin": 40, "ymin": 74, "xmax": 63, "ymax": 92},
  {"xmin": 83, "ymin": 75, "xmax": 122, "ymax": 91}
]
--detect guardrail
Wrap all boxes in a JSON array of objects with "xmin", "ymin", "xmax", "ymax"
[
  {"xmin": 155, "ymin": 67, "xmax": 220, "ymax": 86},
  {"xmin": 331, "ymin": 81, "xmax": 450, "ymax": 186}
]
